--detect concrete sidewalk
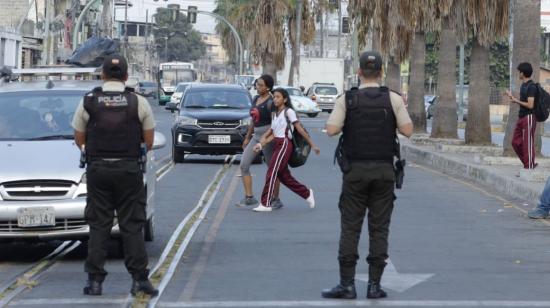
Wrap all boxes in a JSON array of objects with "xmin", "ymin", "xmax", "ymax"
[{"xmin": 402, "ymin": 134, "xmax": 547, "ymax": 206}]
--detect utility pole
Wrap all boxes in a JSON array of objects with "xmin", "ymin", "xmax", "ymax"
[
  {"xmin": 458, "ymin": 44, "xmax": 465, "ymax": 122},
  {"xmin": 144, "ymin": 10, "xmax": 149, "ymax": 80},
  {"xmin": 124, "ymin": 0, "xmax": 129, "ymax": 59},
  {"xmin": 337, "ymin": 0, "xmax": 342, "ymax": 58},
  {"xmin": 319, "ymin": 13, "xmax": 324, "ymax": 57},
  {"xmin": 295, "ymin": 0, "xmax": 302, "ymax": 87},
  {"xmin": 42, "ymin": 0, "xmax": 52, "ymax": 65}
]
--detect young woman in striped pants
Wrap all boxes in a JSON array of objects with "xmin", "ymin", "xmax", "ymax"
[{"xmin": 252, "ymin": 88, "xmax": 320, "ymax": 212}]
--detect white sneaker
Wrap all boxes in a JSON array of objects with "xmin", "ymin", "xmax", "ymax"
[
  {"xmin": 252, "ymin": 204, "xmax": 272, "ymax": 212},
  {"xmin": 306, "ymin": 189, "xmax": 315, "ymax": 208}
]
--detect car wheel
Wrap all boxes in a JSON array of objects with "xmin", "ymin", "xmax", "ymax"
[
  {"xmin": 307, "ymin": 113, "xmax": 318, "ymax": 118},
  {"xmin": 144, "ymin": 215, "xmax": 155, "ymax": 242},
  {"xmin": 173, "ymin": 146, "xmax": 185, "ymax": 164}
]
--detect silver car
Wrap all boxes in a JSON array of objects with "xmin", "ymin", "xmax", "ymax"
[
  {"xmin": 0, "ymin": 79, "xmax": 165, "ymax": 242},
  {"xmin": 306, "ymin": 83, "xmax": 339, "ymax": 112}
]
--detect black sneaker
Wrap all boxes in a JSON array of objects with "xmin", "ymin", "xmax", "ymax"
[
  {"xmin": 236, "ymin": 196, "xmax": 259, "ymax": 207},
  {"xmin": 131, "ymin": 279, "xmax": 159, "ymax": 297},
  {"xmin": 83, "ymin": 280, "xmax": 102, "ymax": 296},
  {"xmin": 321, "ymin": 284, "xmax": 356, "ymax": 299},
  {"xmin": 271, "ymin": 198, "xmax": 284, "ymax": 210}
]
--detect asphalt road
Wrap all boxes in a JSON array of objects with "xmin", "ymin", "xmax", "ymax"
[{"xmin": 3, "ymin": 111, "xmax": 550, "ymax": 308}]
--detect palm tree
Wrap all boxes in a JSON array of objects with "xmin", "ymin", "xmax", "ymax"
[
  {"xmin": 503, "ymin": 0, "xmax": 541, "ymax": 155},
  {"xmin": 287, "ymin": 0, "xmax": 316, "ymax": 86},
  {"xmin": 430, "ymin": 16, "xmax": 458, "ymax": 139},
  {"xmin": 409, "ymin": 32, "xmax": 428, "ymax": 133},
  {"xmin": 458, "ymin": 0, "xmax": 509, "ymax": 145}
]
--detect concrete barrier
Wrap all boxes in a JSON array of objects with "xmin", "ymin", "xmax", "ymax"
[{"xmin": 402, "ymin": 142, "xmax": 542, "ymax": 205}]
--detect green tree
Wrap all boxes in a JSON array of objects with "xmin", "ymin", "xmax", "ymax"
[{"xmin": 153, "ymin": 8, "xmax": 206, "ymax": 62}]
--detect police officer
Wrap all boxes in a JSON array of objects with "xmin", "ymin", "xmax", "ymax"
[
  {"xmin": 72, "ymin": 55, "xmax": 159, "ymax": 297},
  {"xmin": 322, "ymin": 51, "xmax": 413, "ymax": 299}
]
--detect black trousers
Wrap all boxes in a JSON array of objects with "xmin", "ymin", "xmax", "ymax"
[
  {"xmin": 84, "ymin": 160, "xmax": 149, "ymax": 281},
  {"xmin": 337, "ymin": 161, "xmax": 395, "ymax": 284}
]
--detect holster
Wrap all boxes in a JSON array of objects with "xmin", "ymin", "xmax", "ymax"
[
  {"xmin": 334, "ymin": 135, "xmax": 351, "ymax": 173},
  {"xmin": 394, "ymin": 138, "xmax": 405, "ymax": 189}
]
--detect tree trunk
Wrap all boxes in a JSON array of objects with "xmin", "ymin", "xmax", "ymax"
[
  {"xmin": 385, "ymin": 60, "xmax": 401, "ymax": 92},
  {"xmin": 262, "ymin": 55, "xmax": 277, "ymax": 85},
  {"xmin": 465, "ymin": 41, "xmax": 491, "ymax": 144},
  {"xmin": 431, "ymin": 18, "xmax": 458, "ymax": 139},
  {"xmin": 409, "ymin": 32, "xmax": 427, "ymax": 133},
  {"xmin": 503, "ymin": 0, "xmax": 542, "ymax": 156}
]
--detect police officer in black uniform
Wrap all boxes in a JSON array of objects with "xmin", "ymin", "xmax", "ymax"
[
  {"xmin": 72, "ymin": 55, "xmax": 158, "ymax": 297},
  {"xmin": 322, "ymin": 51, "xmax": 413, "ymax": 299}
]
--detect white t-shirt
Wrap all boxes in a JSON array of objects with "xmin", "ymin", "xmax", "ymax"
[{"xmin": 272, "ymin": 108, "xmax": 298, "ymax": 138}]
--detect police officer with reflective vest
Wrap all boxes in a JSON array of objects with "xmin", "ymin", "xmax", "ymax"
[
  {"xmin": 322, "ymin": 51, "xmax": 413, "ymax": 299},
  {"xmin": 72, "ymin": 55, "xmax": 158, "ymax": 297}
]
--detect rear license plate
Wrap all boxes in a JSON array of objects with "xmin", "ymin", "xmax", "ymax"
[
  {"xmin": 17, "ymin": 207, "xmax": 55, "ymax": 227},
  {"xmin": 208, "ymin": 135, "xmax": 231, "ymax": 144}
]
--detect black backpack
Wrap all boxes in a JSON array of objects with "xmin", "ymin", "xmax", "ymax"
[
  {"xmin": 534, "ymin": 83, "xmax": 550, "ymax": 122},
  {"xmin": 284, "ymin": 108, "xmax": 311, "ymax": 168}
]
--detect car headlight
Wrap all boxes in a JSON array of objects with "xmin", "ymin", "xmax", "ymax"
[
  {"xmin": 73, "ymin": 173, "xmax": 87, "ymax": 198},
  {"xmin": 240, "ymin": 118, "xmax": 252, "ymax": 126},
  {"xmin": 177, "ymin": 115, "xmax": 198, "ymax": 126}
]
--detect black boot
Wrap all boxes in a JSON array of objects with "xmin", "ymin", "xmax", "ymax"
[
  {"xmin": 367, "ymin": 280, "xmax": 387, "ymax": 299},
  {"xmin": 131, "ymin": 279, "xmax": 159, "ymax": 297},
  {"xmin": 83, "ymin": 280, "xmax": 102, "ymax": 296},
  {"xmin": 321, "ymin": 282, "xmax": 357, "ymax": 299}
]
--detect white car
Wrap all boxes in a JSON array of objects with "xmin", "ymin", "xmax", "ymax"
[{"xmin": 276, "ymin": 86, "xmax": 321, "ymax": 118}]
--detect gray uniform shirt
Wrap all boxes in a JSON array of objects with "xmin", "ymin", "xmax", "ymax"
[{"xmin": 72, "ymin": 81, "xmax": 156, "ymax": 132}]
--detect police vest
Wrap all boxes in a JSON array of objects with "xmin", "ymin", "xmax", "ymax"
[
  {"xmin": 84, "ymin": 87, "xmax": 142, "ymax": 159},
  {"xmin": 342, "ymin": 86, "xmax": 397, "ymax": 162}
]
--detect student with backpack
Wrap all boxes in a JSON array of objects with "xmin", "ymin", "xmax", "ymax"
[
  {"xmin": 506, "ymin": 62, "xmax": 537, "ymax": 170},
  {"xmin": 251, "ymin": 88, "xmax": 320, "ymax": 212}
]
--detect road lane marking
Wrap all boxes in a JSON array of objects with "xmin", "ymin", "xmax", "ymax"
[
  {"xmin": 147, "ymin": 158, "xmax": 235, "ymax": 308},
  {"xmin": 413, "ymin": 164, "xmax": 550, "ymax": 227},
  {"xmin": 123, "ymin": 156, "xmax": 235, "ymax": 307},
  {"xmin": 179, "ymin": 169, "xmax": 240, "ymax": 301},
  {"xmin": 11, "ymin": 299, "xmax": 550, "ymax": 307},
  {"xmin": 356, "ymin": 259, "xmax": 433, "ymax": 293},
  {"xmin": 0, "ymin": 241, "xmax": 81, "ymax": 307}
]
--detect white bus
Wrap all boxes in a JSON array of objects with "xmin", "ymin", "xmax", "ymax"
[{"xmin": 158, "ymin": 62, "xmax": 198, "ymax": 95}]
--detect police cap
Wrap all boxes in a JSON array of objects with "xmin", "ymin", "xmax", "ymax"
[
  {"xmin": 102, "ymin": 54, "xmax": 128, "ymax": 80},
  {"xmin": 359, "ymin": 51, "xmax": 383, "ymax": 71}
]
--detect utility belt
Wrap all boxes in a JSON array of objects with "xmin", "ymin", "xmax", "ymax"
[
  {"xmin": 79, "ymin": 144, "xmax": 147, "ymax": 173},
  {"xmin": 334, "ymin": 135, "xmax": 406, "ymax": 189}
]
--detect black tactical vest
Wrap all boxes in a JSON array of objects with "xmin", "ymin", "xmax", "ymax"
[
  {"xmin": 342, "ymin": 86, "xmax": 397, "ymax": 162},
  {"xmin": 84, "ymin": 87, "xmax": 142, "ymax": 159}
]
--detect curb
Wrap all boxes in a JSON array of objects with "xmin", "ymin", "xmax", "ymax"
[{"xmin": 402, "ymin": 143, "xmax": 542, "ymax": 205}]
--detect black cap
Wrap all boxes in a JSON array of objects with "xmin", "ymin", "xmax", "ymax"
[
  {"xmin": 102, "ymin": 54, "xmax": 128, "ymax": 79},
  {"xmin": 359, "ymin": 51, "xmax": 383, "ymax": 71}
]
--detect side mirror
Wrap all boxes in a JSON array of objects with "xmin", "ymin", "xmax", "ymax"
[
  {"xmin": 165, "ymin": 102, "xmax": 179, "ymax": 112},
  {"xmin": 153, "ymin": 132, "xmax": 166, "ymax": 150}
]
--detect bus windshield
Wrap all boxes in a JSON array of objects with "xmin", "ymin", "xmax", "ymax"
[{"xmin": 161, "ymin": 70, "xmax": 195, "ymax": 86}]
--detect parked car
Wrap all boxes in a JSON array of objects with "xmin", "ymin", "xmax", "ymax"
[
  {"xmin": 138, "ymin": 81, "xmax": 158, "ymax": 98},
  {"xmin": 0, "ymin": 76, "xmax": 166, "ymax": 242},
  {"xmin": 275, "ymin": 85, "xmax": 321, "ymax": 118},
  {"xmin": 306, "ymin": 82, "xmax": 339, "ymax": 112},
  {"xmin": 424, "ymin": 90, "xmax": 469, "ymax": 121},
  {"xmin": 171, "ymin": 84, "xmax": 252, "ymax": 163}
]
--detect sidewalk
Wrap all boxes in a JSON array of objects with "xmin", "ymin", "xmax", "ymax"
[{"xmin": 402, "ymin": 134, "xmax": 547, "ymax": 206}]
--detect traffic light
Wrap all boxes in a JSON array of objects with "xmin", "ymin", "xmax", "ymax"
[
  {"xmin": 167, "ymin": 4, "xmax": 180, "ymax": 22},
  {"xmin": 188, "ymin": 6, "xmax": 197, "ymax": 24},
  {"xmin": 342, "ymin": 17, "xmax": 349, "ymax": 33}
]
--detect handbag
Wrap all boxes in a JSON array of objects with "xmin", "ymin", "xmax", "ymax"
[{"xmin": 284, "ymin": 108, "xmax": 311, "ymax": 168}]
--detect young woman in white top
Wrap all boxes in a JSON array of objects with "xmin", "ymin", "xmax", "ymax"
[{"xmin": 252, "ymin": 88, "xmax": 321, "ymax": 212}]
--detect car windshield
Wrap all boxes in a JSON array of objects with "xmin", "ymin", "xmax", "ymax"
[
  {"xmin": 315, "ymin": 86, "xmax": 338, "ymax": 95},
  {"xmin": 285, "ymin": 88, "xmax": 303, "ymax": 97},
  {"xmin": 182, "ymin": 89, "xmax": 251, "ymax": 110},
  {"xmin": 0, "ymin": 90, "xmax": 84, "ymax": 141},
  {"xmin": 176, "ymin": 84, "xmax": 189, "ymax": 92}
]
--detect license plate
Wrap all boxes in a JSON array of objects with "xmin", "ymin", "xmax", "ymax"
[
  {"xmin": 208, "ymin": 135, "xmax": 231, "ymax": 144},
  {"xmin": 17, "ymin": 207, "xmax": 55, "ymax": 227}
]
